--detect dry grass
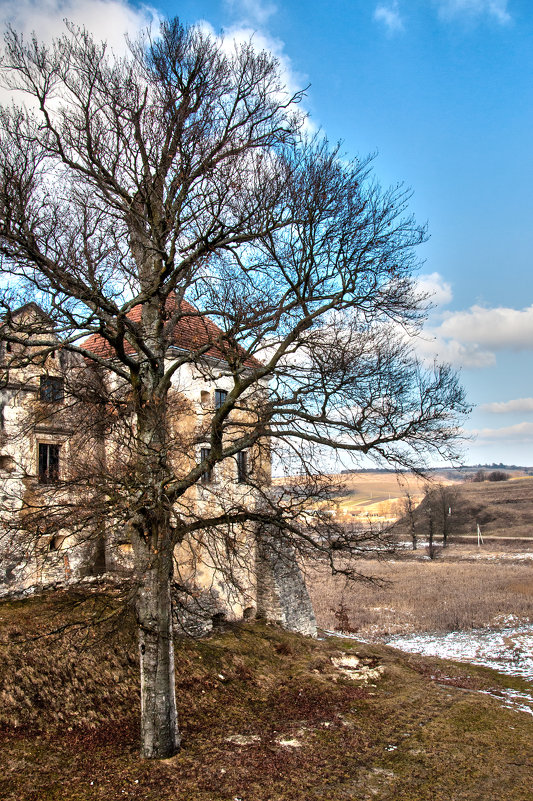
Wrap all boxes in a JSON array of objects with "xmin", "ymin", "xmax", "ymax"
[
  {"xmin": 398, "ymin": 476, "xmax": 533, "ymax": 541},
  {"xmin": 307, "ymin": 556, "xmax": 533, "ymax": 636},
  {"xmin": 1, "ymin": 589, "xmax": 533, "ymax": 801},
  {"xmin": 329, "ymin": 472, "xmax": 428, "ymax": 511}
]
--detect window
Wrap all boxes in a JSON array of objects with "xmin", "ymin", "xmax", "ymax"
[
  {"xmin": 38, "ymin": 443, "xmax": 60, "ymax": 483},
  {"xmin": 40, "ymin": 376, "xmax": 64, "ymax": 403},
  {"xmin": 200, "ymin": 447, "xmax": 212, "ymax": 484},
  {"xmin": 237, "ymin": 450, "xmax": 247, "ymax": 483},
  {"xmin": 214, "ymin": 389, "xmax": 228, "ymax": 409},
  {"xmin": 0, "ymin": 455, "xmax": 14, "ymax": 471}
]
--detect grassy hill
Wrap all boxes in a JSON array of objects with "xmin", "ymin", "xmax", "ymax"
[
  {"xmin": 395, "ymin": 476, "xmax": 533, "ymax": 542},
  {"xmin": 1, "ymin": 589, "xmax": 532, "ymax": 800},
  {"xmin": 328, "ymin": 472, "xmax": 427, "ymax": 516}
]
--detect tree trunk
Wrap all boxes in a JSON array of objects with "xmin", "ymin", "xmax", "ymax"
[
  {"xmin": 135, "ymin": 552, "xmax": 180, "ymax": 759},
  {"xmin": 427, "ymin": 507, "xmax": 435, "ymax": 559}
]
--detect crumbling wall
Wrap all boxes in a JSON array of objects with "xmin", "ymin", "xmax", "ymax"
[{"xmin": 255, "ymin": 534, "xmax": 317, "ymax": 637}]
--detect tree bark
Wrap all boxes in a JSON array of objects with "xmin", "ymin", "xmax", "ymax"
[{"xmin": 135, "ymin": 550, "xmax": 180, "ymax": 759}]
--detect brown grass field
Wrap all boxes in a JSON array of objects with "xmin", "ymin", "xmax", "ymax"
[
  {"xmin": 307, "ymin": 553, "xmax": 533, "ymax": 636},
  {"xmin": 426, "ymin": 476, "xmax": 533, "ymax": 540},
  {"xmin": 305, "ymin": 474, "xmax": 533, "ymax": 637},
  {"xmin": 1, "ymin": 590, "xmax": 533, "ymax": 801}
]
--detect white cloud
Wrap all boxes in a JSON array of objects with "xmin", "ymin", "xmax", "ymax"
[
  {"xmin": 414, "ymin": 302, "xmax": 533, "ymax": 369},
  {"xmin": 417, "ymin": 272, "xmax": 453, "ymax": 307},
  {"xmin": 470, "ymin": 421, "xmax": 533, "ymax": 442},
  {"xmin": 225, "ymin": 0, "xmax": 277, "ymax": 27},
  {"xmin": 374, "ymin": 2, "xmax": 405, "ymax": 33},
  {"xmin": 435, "ymin": 0, "xmax": 511, "ymax": 25},
  {"xmin": 480, "ymin": 398, "xmax": 533, "ymax": 414},
  {"xmin": 414, "ymin": 333, "xmax": 496, "ymax": 368},
  {"xmin": 1, "ymin": 0, "xmax": 160, "ymax": 54},
  {"xmin": 437, "ymin": 304, "xmax": 533, "ymax": 351}
]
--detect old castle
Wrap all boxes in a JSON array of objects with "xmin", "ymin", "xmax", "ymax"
[{"xmin": 0, "ymin": 302, "xmax": 316, "ymax": 635}]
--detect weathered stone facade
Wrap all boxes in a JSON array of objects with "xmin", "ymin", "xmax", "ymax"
[{"xmin": 0, "ymin": 303, "xmax": 317, "ymax": 636}]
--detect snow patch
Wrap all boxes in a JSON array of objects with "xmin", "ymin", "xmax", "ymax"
[
  {"xmin": 386, "ymin": 625, "xmax": 533, "ymax": 681},
  {"xmin": 479, "ymin": 688, "xmax": 533, "ymax": 717}
]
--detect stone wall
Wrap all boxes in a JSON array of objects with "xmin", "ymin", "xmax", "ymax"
[{"xmin": 255, "ymin": 534, "xmax": 317, "ymax": 637}]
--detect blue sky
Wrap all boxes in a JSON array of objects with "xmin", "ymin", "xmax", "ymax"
[{"xmin": 3, "ymin": 0, "xmax": 533, "ymax": 465}]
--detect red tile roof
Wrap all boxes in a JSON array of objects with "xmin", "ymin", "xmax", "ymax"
[{"xmin": 82, "ymin": 298, "xmax": 260, "ymax": 368}]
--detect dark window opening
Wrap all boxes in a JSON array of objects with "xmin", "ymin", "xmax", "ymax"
[
  {"xmin": 200, "ymin": 447, "xmax": 212, "ymax": 484},
  {"xmin": 38, "ymin": 443, "xmax": 60, "ymax": 483},
  {"xmin": 40, "ymin": 376, "xmax": 64, "ymax": 403},
  {"xmin": 237, "ymin": 450, "xmax": 247, "ymax": 483},
  {"xmin": 0, "ymin": 454, "xmax": 14, "ymax": 471},
  {"xmin": 50, "ymin": 350, "xmax": 56, "ymax": 360},
  {"xmin": 5, "ymin": 343, "xmax": 11, "ymax": 353},
  {"xmin": 49, "ymin": 535, "xmax": 65, "ymax": 551},
  {"xmin": 214, "ymin": 389, "xmax": 228, "ymax": 409}
]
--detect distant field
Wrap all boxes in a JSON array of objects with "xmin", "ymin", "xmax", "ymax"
[
  {"xmin": 331, "ymin": 472, "xmax": 428, "ymax": 516},
  {"xmin": 272, "ymin": 471, "xmax": 431, "ymax": 518},
  {"xmin": 316, "ymin": 470, "xmax": 461, "ymax": 519}
]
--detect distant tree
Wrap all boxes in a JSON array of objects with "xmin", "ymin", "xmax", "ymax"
[
  {"xmin": 425, "ymin": 491, "xmax": 438, "ymax": 559},
  {"xmin": 401, "ymin": 491, "xmax": 418, "ymax": 550},
  {"xmin": 487, "ymin": 471, "xmax": 510, "ymax": 482},
  {"xmin": 0, "ymin": 18, "xmax": 468, "ymax": 758},
  {"xmin": 434, "ymin": 483, "xmax": 459, "ymax": 547},
  {"xmin": 472, "ymin": 470, "xmax": 487, "ymax": 482}
]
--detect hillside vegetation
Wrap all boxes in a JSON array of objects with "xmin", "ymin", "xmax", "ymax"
[
  {"xmin": 396, "ymin": 476, "xmax": 533, "ymax": 542},
  {"xmin": 1, "ymin": 590, "xmax": 532, "ymax": 801}
]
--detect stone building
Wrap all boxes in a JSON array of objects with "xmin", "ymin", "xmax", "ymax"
[{"xmin": 0, "ymin": 302, "xmax": 316, "ymax": 635}]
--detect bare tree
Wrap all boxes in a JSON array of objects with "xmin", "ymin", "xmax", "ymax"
[
  {"xmin": 425, "ymin": 490, "xmax": 438, "ymax": 559},
  {"xmin": 435, "ymin": 483, "xmax": 459, "ymax": 547},
  {"xmin": 0, "ymin": 19, "xmax": 468, "ymax": 758},
  {"xmin": 402, "ymin": 491, "xmax": 418, "ymax": 550},
  {"xmin": 421, "ymin": 483, "xmax": 458, "ymax": 548}
]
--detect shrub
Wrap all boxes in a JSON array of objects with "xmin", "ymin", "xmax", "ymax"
[{"xmin": 487, "ymin": 471, "xmax": 510, "ymax": 481}]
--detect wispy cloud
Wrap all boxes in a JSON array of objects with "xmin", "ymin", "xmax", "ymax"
[
  {"xmin": 225, "ymin": 0, "xmax": 277, "ymax": 27},
  {"xmin": 415, "ymin": 303, "xmax": 533, "ymax": 369},
  {"xmin": 480, "ymin": 398, "xmax": 533, "ymax": 414},
  {"xmin": 470, "ymin": 421, "xmax": 533, "ymax": 442},
  {"xmin": 415, "ymin": 334, "xmax": 496, "ymax": 368},
  {"xmin": 437, "ymin": 305, "xmax": 533, "ymax": 351},
  {"xmin": 435, "ymin": 0, "xmax": 512, "ymax": 25},
  {"xmin": 374, "ymin": 1, "xmax": 405, "ymax": 34}
]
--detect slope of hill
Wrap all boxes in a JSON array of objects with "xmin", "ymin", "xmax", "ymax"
[
  {"xmin": 0, "ymin": 589, "xmax": 532, "ymax": 800},
  {"xmin": 396, "ymin": 476, "xmax": 533, "ymax": 542}
]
